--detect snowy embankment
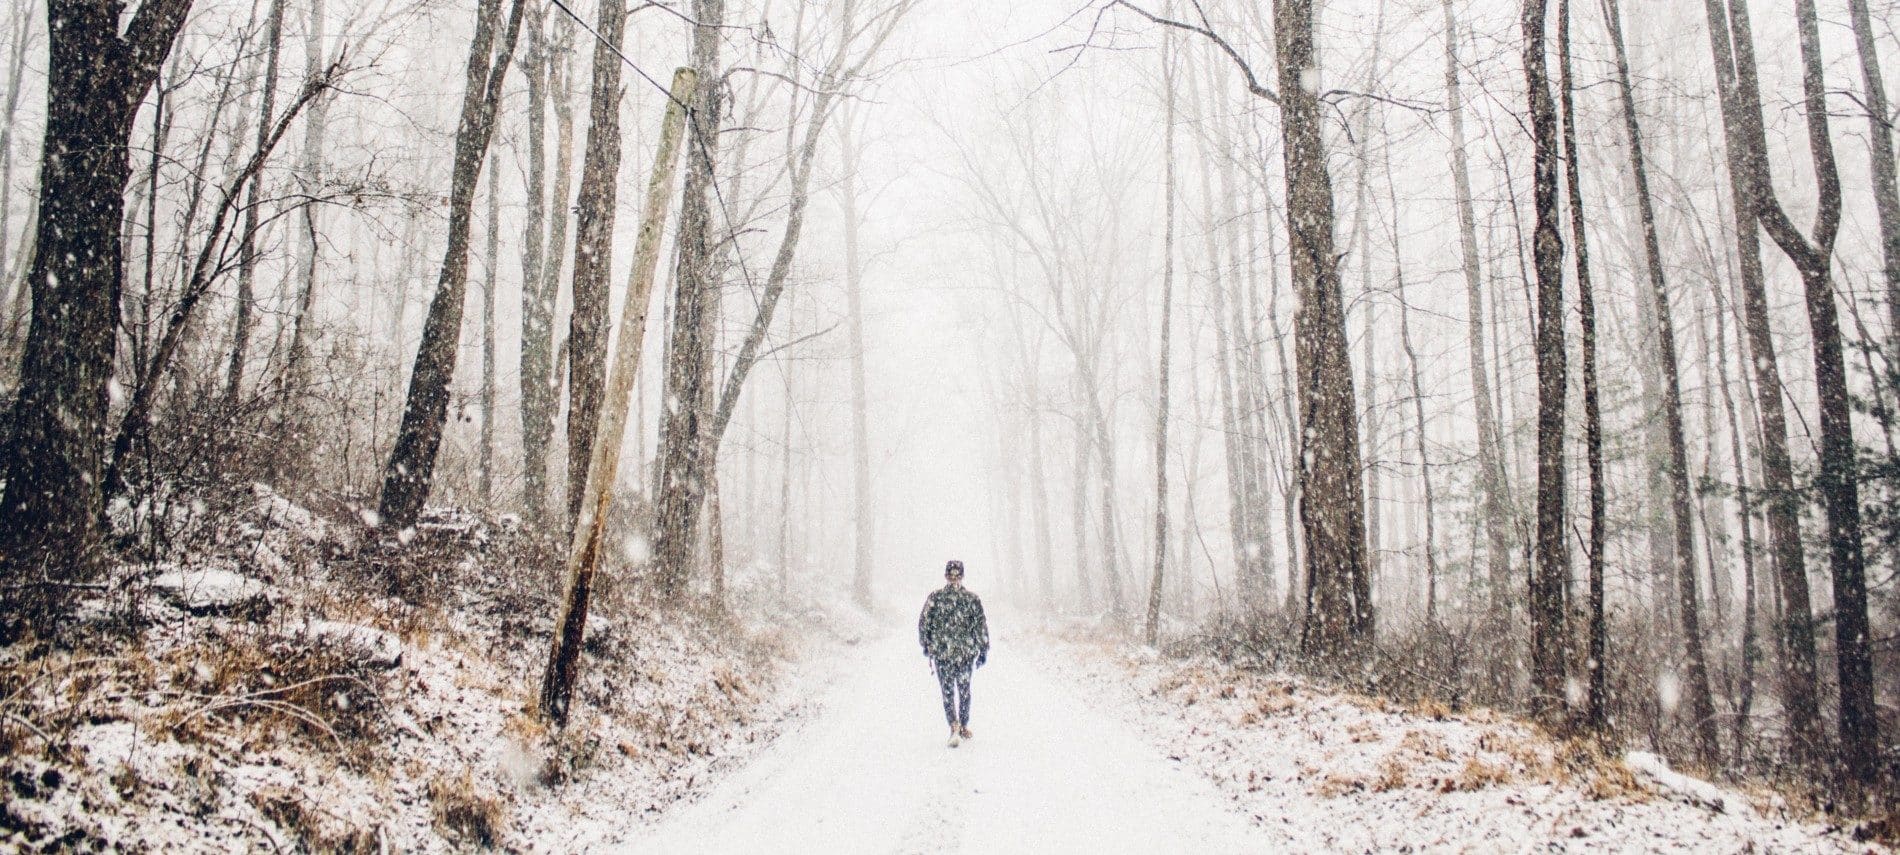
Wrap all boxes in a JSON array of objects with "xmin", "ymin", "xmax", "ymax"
[
  {"xmin": 1057, "ymin": 641, "xmax": 1885, "ymax": 853},
  {"xmin": 0, "ymin": 485, "xmax": 852, "ymax": 852}
]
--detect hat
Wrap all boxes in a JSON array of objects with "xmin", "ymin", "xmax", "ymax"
[{"xmin": 945, "ymin": 559, "xmax": 965, "ymax": 575}]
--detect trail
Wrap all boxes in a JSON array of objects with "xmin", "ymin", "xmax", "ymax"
[{"xmin": 618, "ymin": 628, "xmax": 1272, "ymax": 854}]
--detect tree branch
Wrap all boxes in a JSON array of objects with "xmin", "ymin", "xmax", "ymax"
[{"xmin": 1106, "ymin": 0, "xmax": 1278, "ymax": 104}]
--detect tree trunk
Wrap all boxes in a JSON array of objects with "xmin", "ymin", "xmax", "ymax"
[
  {"xmin": 1710, "ymin": 230, "xmax": 1762, "ymax": 747},
  {"xmin": 480, "ymin": 149, "xmax": 500, "ymax": 506},
  {"xmin": 375, "ymin": 0, "xmax": 526, "ymax": 531},
  {"xmin": 517, "ymin": 6, "xmax": 553, "ymax": 526},
  {"xmin": 1350, "ymin": 4, "xmax": 1388, "ymax": 617},
  {"xmin": 1442, "ymin": 0, "xmax": 1514, "ymax": 622},
  {"xmin": 538, "ymin": 66, "xmax": 694, "ymax": 725},
  {"xmin": 1277, "ymin": 0, "xmax": 1371, "ymax": 658},
  {"xmin": 1378, "ymin": 119, "xmax": 1438, "ymax": 628},
  {"xmin": 0, "ymin": 4, "xmax": 38, "ymax": 323},
  {"xmin": 1696, "ymin": 0, "xmax": 1820, "ymax": 760},
  {"xmin": 1519, "ymin": 0, "xmax": 1568, "ymax": 726},
  {"xmin": 274, "ymin": 0, "xmax": 332, "ymax": 480},
  {"xmin": 1026, "ymin": 359, "xmax": 1056, "ymax": 611},
  {"xmin": 841, "ymin": 100, "xmax": 875, "ymax": 614},
  {"xmin": 1715, "ymin": 0, "xmax": 1876, "ymax": 782},
  {"xmin": 1145, "ymin": 25, "xmax": 1178, "ymax": 647},
  {"xmin": 1846, "ymin": 0, "xmax": 1900, "ymax": 360},
  {"xmin": 224, "ymin": 0, "xmax": 288, "ymax": 411},
  {"xmin": 563, "ymin": 0, "xmax": 628, "ymax": 526},
  {"xmin": 0, "ymin": 0, "xmax": 193, "ymax": 626},
  {"xmin": 1194, "ymin": 106, "xmax": 1253, "ymax": 611},
  {"xmin": 1071, "ymin": 394, "xmax": 1095, "ymax": 612},
  {"xmin": 1601, "ymin": 0, "xmax": 1718, "ymax": 761},
  {"xmin": 651, "ymin": 0, "xmax": 727, "ymax": 600},
  {"xmin": 1557, "ymin": 0, "xmax": 1606, "ymax": 731}
]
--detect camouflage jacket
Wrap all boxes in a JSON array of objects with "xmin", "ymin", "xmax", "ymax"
[{"xmin": 918, "ymin": 585, "xmax": 989, "ymax": 663}]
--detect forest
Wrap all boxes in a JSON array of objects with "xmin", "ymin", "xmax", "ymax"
[{"xmin": 0, "ymin": 0, "xmax": 1897, "ymax": 849}]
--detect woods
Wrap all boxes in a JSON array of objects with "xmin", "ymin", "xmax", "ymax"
[{"xmin": 1, "ymin": 0, "xmax": 1897, "ymax": 835}]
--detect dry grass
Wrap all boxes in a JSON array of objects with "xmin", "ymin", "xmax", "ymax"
[
  {"xmin": 1373, "ymin": 752, "xmax": 1411, "ymax": 792},
  {"xmin": 428, "ymin": 771, "xmax": 506, "ymax": 849},
  {"xmin": 1440, "ymin": 757, "xmax": 1512, "ymax": 792},
  {"xmin": 1411, "ymin": 697, "xmax": 1453, "ymax": 721},
  {"xmin": 251, "ymin": 784, "xmax": 378, "ymax": 853},
  {"xmin": 1398, "ymin": 729, "xmax": 1451, "ymax": 761},
  {"xmin": 1313, "ymin": 771, "xmax": 1367, "ymax": 798}
]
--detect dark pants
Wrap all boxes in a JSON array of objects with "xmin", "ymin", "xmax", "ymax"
[{"xmin": 933, "ymin": 657, "xmax": 973, "ymax": 727}]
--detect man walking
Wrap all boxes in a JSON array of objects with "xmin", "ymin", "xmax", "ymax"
[{"xmin": 918, "ymin": 559, "xmax": 989, "ymax": 747}]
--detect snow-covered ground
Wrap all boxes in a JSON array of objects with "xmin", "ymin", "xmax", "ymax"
[
  {"xmin": 0, "ymin": 487, "xmax": 827, "ymax": 851},
  {"xmin": 7, "ymin": 490, "xmax": 1886, "ymax": 855},
  {"xmin": 620, "ymin": 621, "xmax": 1885, "ymax": 854},
  {"xmin": 1060, "ymin": 640, "xmax": 1887, "ymax": 853},
  {"xmin": 620, "ymin": 630, "xmax": 1274, "ymax": 853}
]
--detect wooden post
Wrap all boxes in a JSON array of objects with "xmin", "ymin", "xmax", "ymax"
[{"xmin": 538, "ymin": 66, "xmax": 696, "ymax": 726}]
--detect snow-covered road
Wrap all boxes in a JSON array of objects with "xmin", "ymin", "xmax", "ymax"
[{"xmin": 617, "ymin": 630, "xmax": 1273, "ymax": 854}]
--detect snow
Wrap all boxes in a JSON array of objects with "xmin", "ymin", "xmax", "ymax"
[
  {"xmin": 148, "ymin": 564, "xmax": 271, "ymax": 614},
  {"xmin": 8, "ymin": 482, "xmax": 1885, "ymax": 852},
  {"xmin": 1058, "ymin": 642, "xmax": 1881, "ymax": 853},
  {"xmin": 297, "ymin": 618, "xmax": 404, "ymax": 667},
  {"xmin": 620, "ymin": 630, "xmax": 1273, "ymax": 853}
]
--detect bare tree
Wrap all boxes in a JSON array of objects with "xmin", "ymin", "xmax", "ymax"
[
  {"xmin": 1145, "ymin": 19, "xmax": 1179, "ymax": 646},
  {"xmin": 1555, "ymin": 0, "xmax": 1606, "ymax": 732},
  {"xmin": 0, "ymin": 0, "xmax": 195, "ymax": 628},
  {"xmin": 1519, "ymin": 0, "xmax": 1568, "ymax": 725},
  {"xmin": 224, "ymin": 0, "xmax": 289, "ymax": 410},
  {"xmin": 1708, "ymin": 0, "xmax": 1879, "ymax": 782},
  {"xmin": 1845, "ymin": 0, "xmax": 1900, "ymax": 358},
  {"xmin": 651, "ymin": 0, "xmax": 729, "ymax": 600},
  {"xmin": 1601, "ymin": 0, "xmax": 1717, "ymax": 761},
  {"xmin": 376, "ymin": 0, "xmax": 527, "ymax": 531},
  {"xmin": 1441, "ymin": 0, "xmax": 1514, "ymax": 622},
  {"xmin": 1696, "ymin": 0, "xmax": 1820, "ymax": 762},
  {"xmin": 562, "ymin": 0, "xmax": 629, "ymax": 528}
]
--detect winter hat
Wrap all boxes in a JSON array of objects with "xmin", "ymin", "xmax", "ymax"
[{"xmin": 945, "ymin": 559, "xmax": 965, "ymax": 576}]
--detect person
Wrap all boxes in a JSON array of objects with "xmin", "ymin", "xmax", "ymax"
[{"xmin": 918, "ymin": 559, "xmax": 989, "ymax": 747}]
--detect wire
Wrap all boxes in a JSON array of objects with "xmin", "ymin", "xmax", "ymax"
[{"xmin": 542, "ymin": 0, "xmax": 764, "ymax": 306}]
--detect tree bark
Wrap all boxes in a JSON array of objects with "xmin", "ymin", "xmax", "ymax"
[
  {"xmin": 562, "ymin": 0, "xmax": 628, "ymax": 526},
  {"xmin": 539, "ymin": 66, "xmax": 694, "ymax": 725},
  {"xmin": 1696, "ymin": 0, "xmax": 1820, "ymax": 760},
  {"xmin": 651, "ymin": 0, "xmax": 728, "ymax": 600},
  {"xmin": 224, "ymin": 0, "xmax": 288, "ymax": 411},
  {"xmin": 274, "ymin": 0, "xmax": 333, "ymax": 479},
  {"xmin": 526, "ymin": 14, "xmax": 576, "ymax": 527},
  {"xmin": 1520, "ymin": 0, "xmax": 1568, "ymax": 726},
  {"xmin": 1276, "ymin": 0, "xmax": 1371, "ymax": 658},
  {"xmin": 480, "ymin": 149, "xmax": 501, "ymax": 505},
  {"xmin": 516, "ymin": 6, "xmax": 551, "ymax": 525},
  {"xmin": 0, "ymin": 0, "xmax": 194, "ymax": 623},
  {"xmin": 841, "ymin": 113, "xmax": 876, "ymax": 610},
  {"xmin": 1558, "ymin": 0, "xmax": 1606, "ymax": 731},
  {"xmin": 1601, "ymin": 0, "xmax": 1718, "ymax": 761},
  {"xmin": 1846, "ymin": 0, "xmax": 1900, "ymax": 360},
  {"xmin": 1714, "ymin": 0, "xmax": 1877, "ymax": 782},
  {"xmin": 1145, "ymin": 24, "xmax": 1178, "ymax": 647},
  {"xmin": 0, "ymin": 4, "xmax": 38, "ymax": 323},
  {"xmin": 1442, "ymin": 0, "xmax": 1514, "ymax": 622},
  {"xmin": 375, "ymin": 0, "xmax": 526, "ymax": 531}
]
